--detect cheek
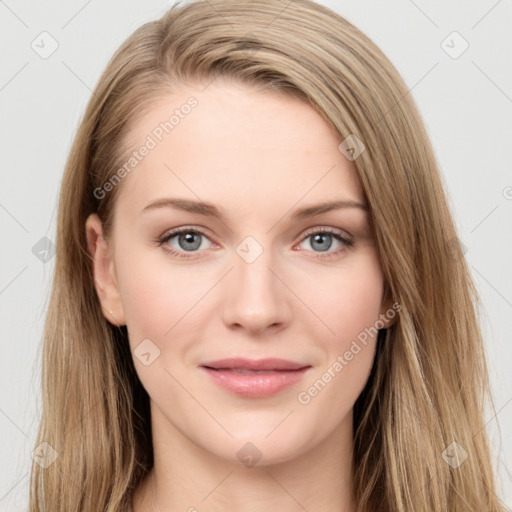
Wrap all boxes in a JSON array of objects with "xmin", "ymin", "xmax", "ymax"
[
  {"xmin": 114, "ymin": 247, "xmax": 203, "ymax": 343},
  {"xmin": 297, "ymin": 258, "xmax": 383, "ymax": 413},
  {"xmin": 302, "ymin": 251, "xmax": 384, "ymax": 346}
]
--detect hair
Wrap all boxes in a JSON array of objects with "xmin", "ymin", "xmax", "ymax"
[{"xmin": 28, "ymin": 0, "xmax": 506, "ymax": 511}]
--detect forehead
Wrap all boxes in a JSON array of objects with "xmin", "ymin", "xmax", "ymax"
[{"xmin": 114, "ymin": 80, "xmax": 365, "ymax": 217}]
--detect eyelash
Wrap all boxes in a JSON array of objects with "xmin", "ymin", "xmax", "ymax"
[
  {"xmin": 156, "ymin": 226, "xmax": 354, "ymax": 260},
  {"xmin": 156, "ymin": 226, "xmax": 353, "ymax": 260}
]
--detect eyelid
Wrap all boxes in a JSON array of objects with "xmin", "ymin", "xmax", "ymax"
[
  {"xmin": 300, "ymin": 225, "xmax": 352, "ymax": 240},
  {"xmin": 158, "ymin": 224, "xmax": 216, "ymax": 241}
]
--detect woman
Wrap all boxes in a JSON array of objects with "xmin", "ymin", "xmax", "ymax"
[{"xmin": 28, "ymin": 0, "xmax": 507, "ymax": 510}]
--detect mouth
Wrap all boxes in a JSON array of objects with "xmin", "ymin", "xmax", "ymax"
[
  {"xmin": 200, "ymin": 357, "xmax": 310, "ymax": 372},
  {"xmin": 199, "ymin": 358, "xmax": 312, "ymax": 398},
  {"xmin": 203, "ymin": 368, "xmax": 300, "ymax": 374}
]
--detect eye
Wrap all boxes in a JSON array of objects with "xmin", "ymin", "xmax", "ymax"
[
  {"xmin": 296, "ymin": 227, "xmax": 353, "ymax": 260},
  {"xmin": 156, "ymin": 227, "xmax": 214, "ymax": 259}
]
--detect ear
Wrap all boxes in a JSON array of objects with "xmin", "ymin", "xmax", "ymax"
[
  {"xmin": 85, "ymin": 213, "xmax": 126, "ymax": 326},
  {"xmin": 378, "ymin": 282, "xmax": 398, "ymax": 329}
]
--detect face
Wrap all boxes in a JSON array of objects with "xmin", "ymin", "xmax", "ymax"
[{"xmin": 86, "ymin": 79, "xmax": 394, "ymax": 466}]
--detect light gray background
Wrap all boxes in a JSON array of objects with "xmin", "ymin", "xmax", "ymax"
[{"xmin": 1, "ymin": 0, "xmax": 511, "ymax": 510}]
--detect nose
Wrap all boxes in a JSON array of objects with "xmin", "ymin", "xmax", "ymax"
[{"xmin": 221, "ymin": 243, "xmax": 292, "ymax": 336}]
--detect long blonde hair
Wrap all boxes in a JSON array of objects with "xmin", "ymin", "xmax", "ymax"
[{"xmin": 29, "ymin": 0, "xmax": 506, "ymax": 510}]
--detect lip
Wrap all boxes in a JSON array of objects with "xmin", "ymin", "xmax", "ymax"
[{"xmin": 199, "ymin": 358, "xmax": 312, "ymax": 398}]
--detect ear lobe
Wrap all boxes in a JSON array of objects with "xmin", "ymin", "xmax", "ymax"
[{"xmin": 85, "ymin": 213, "xmax": 126, "ymax": 326}]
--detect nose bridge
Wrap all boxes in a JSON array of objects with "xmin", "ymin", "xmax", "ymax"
[{"xmin": 222, "ymin": 234, "xmax": 290, "ymax": 333}]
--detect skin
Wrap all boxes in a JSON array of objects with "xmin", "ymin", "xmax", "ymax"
[{"xmin": 86, "ymin": 78, "xmax": 395, "ymax": 512}]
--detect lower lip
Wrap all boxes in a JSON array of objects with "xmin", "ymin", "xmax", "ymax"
[{"xmin": 200, "ymin": 367, "xmax": 310, "ymax": 398}]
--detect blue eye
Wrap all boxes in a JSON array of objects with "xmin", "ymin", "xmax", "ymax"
[
  {"xmin": 156, "ymin": 226, "xmax": 353, "ymax": 260},
  {"xmin": 157, "ymin": 227, "xmax": 213, "ymax": 259},
  {"xmin": 298, "ymin": 228, "xmax": 353, "ymax": 260}
]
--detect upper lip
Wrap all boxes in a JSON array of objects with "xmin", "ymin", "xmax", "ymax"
[{"xmin": 200, "ymin": 358, "xmax": 310, "ymax": 371}]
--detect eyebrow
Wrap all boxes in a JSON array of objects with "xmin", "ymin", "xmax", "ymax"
[{"xmin": 142, "ymin": 197, "xmax": 368, "ymax": 221}]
